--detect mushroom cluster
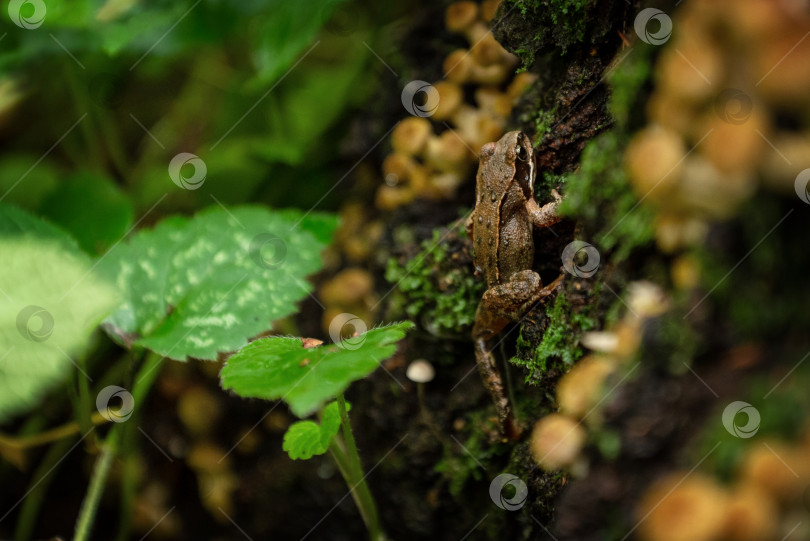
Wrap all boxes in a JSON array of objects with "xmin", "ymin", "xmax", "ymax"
[
  {"xmin": 376, "ymin": 0, "xmax": 536, "ymax": 210},
  {"xmin": 637, "ymin": 433, "xmax": 810, "ymax": 541},
  {"xmin": 317, "ymin": 198, "xmax": 384, "ymax": 335},
  {"xmin": 322, "ymin": 1, "xmax": 535, "ymax": 335},
  {"xmin": 531, "ymin": 282, "xmax": 670, "ymax": 473},
  {"xmin": 624, "ymin": 0, "xmax": 810, "ymax": 253}
]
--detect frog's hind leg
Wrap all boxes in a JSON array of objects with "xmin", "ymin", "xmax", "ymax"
[
  {"xmin": 479, "ymin": 270, "xmax": 563, "ymax": 322},
  {"xmin": 472, "ymin": 271, "xmax": 564, "ymax": 440},
  {"xmin": 474, "ymin": 336, "xmax": 521, "ymax": 440}
]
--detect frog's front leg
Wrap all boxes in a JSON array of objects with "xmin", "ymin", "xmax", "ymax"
[
  {"xmin": 472, "ymin": 271, "xmax": 564, "ymax": 439},
  {"xmin": 526, "ymin": 189, "xmax": 563, "ymax": 228}
]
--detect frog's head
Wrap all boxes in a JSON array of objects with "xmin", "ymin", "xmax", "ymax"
[
  {"xmin": 505, "ymin": 131, "xmax": 534, "ymax": 198},
  {"xmin": 477, "ymin": 131, "xmax": 536, "ymax": 198}
]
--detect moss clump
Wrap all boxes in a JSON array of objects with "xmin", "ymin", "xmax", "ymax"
[
  {"xmin": 385, "ymin": 227, "xmax": 484, "ymax": 336},
  {"xmin": 606, "ymin": 43, "xmax": 654, "ymax": 130},
  {"xmin": 510, "ymin": 290, "xmax": 597, "ymax": 385},
  {"xmin": 558, "ymin": 44, "xmax": 657, "ymax": 263},
  {"xmin": 434, "ymin": 409, "xmax": 512, "ymax": 497},
  {"xmin": 533, "ymin": 108, "xmax": 556, "ymax": 142},
  {"xmin": 505, "ymin": 0, "xmax": 598, "ymax": 56},
  {"xmin": 559, "ymin": 131, "xmax": 655, "ymax": 262},
  {"xmin": 534, "ymin": 170, "xmax": 566, "ymax": 202},
  {"xmin": 513, "ymin": 48, "xmax": 535, "ymax": 73}
]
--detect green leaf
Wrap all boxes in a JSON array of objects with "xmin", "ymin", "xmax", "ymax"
[
  {"xmin": 98, "ymin": 205, "xmax": 338, "ymax": 362},
  {"xmin": 220, "ymin": 322, "xmax": 414, "ymax": 417},
  {"xmin": 0, "ymin": 238, "xmax": 118, "ymax": 422},
  {"xmin": 282, "ymin": 400, "xmax": 348, "ymax": 460},
  {"xmin": 251, "ymin": 0, "xmax": 347, "ymax": 85},
  {"xmin": 38, "ymin": 172, "xmax": 134, "ymax": 255}
]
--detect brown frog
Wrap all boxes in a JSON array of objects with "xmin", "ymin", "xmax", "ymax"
[{"xmin": 466, "ymin": 131, "xmax": 563, "ymax": 440}]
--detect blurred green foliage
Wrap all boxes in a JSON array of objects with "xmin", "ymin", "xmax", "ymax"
[
  {"xmin": 0, "ymin": 0, "xmax": 381, "ymax": 228},
  {"xmin": 0, "ymin": 2, "xmax": 402, "ymax": 536},
  {"xmin": 0, "ymin": 0, "xmax": 393, "ymax": 421},
  {"xmin": 0, "ymin": 204, "xmax": 118, "ymax": 422}
]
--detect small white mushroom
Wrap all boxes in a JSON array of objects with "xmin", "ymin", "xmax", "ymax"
[
  {"xmin": 581, "ymin": 331, "xmax": 619, "ymax": 354},
  {"xmin": 406, "ymin": 359, "xmax": 435, "ymax": 383}
]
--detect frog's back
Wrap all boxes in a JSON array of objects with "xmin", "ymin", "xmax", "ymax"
[{"xmin": 472, "ymin": 143, "xmax": 517, "ymax": 287}]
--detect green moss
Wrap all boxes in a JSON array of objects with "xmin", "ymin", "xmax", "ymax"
[
  {"xmin": 434, "ymin": 409, "xmax": 511, "ymax": 497},
  {"xmin": 558, "ymin": 43, "xmax": 656, "ymax": 263},
  {"xmin": 559, "ymin": 131, "xmax": 655, "ymax": 262},
  {"xmin": 534, "ymin": 170, "xmax": 566, "ymax": 201},
  {"xmin": 510, "ymin": 290, "xmax": 597, "ymax": 385},
  {"xmin": 606, "ymin": 44, "xmax": 654, "ymax": 130},
  {"xmin": 385, "ymin": 227, "xmax": 484, "ymax": 336},
  {"xmin": 513, "ymin": 48, "xmax": 535, "ymax": 73},
  {"xmin": 507, "ymin": 0, "xmax": 595, "ymax": 55},
  {"xmin": 533, "ymin": 108, "xmax": 556, "ymax": 142}
]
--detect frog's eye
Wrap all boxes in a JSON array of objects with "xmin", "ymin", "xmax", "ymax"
[{"xmin": 516, "ymin": 144, "xmax": 528, "ymax": 161}]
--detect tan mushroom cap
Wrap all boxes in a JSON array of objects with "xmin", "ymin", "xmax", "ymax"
[
  {"xmin": 391, "ymin": 117, "xmax": 432, "ymax": 156},
  {"xmin": 445, "ymin": 1, "xmax": 478, "ymax": 33},
  {"xmin": 637, "ymin": 473, "xmax": 729, "ymax": 541},
  {"xmin": 556, "ymin": 355, "xmax": 614, "ymax": 420},
  {"xmin": 625, "ymin": 125, "xmax": 686, "ymax": 202},
  {"xmin": 721, "ymin": 483, "xmax": 778, "ymax": 541},
  {"xmin": 529, "ymin": 413, "xmax": 586, "ymax": 471}
]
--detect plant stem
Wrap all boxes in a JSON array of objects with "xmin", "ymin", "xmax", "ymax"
[
  {"xmin": 72, "ymin": 352, "xmax": 165, "ymax": 541},
  {"xmin": 114, "ymin": 422, "xmax": 139, "ymax": 541},
  {"xmin": 13, "ymin": 435, "xmax": 76, "ymax": 541},
  {"xmin": 335, "ymin": 394, "xmax": 385, "ymax": 541},
  {"xmin": 74, "ymin": 431, "xmax": 118, "ymax": 541},
  {"xmin": 64, "ymin": 66, "xmax": 105, "ymax": 172},
  {"xmin": 0, "ymin": 412, "xmax": 109, "ymax": 451}
]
